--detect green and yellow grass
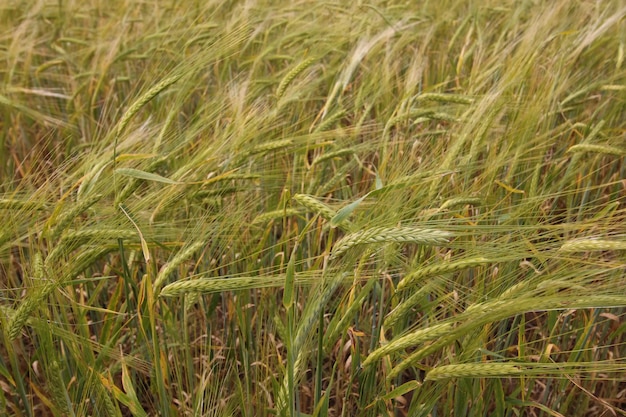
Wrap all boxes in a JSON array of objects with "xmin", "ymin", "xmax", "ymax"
[{"xmin": 1, "ymin": 0, "xmax": 625, "ymax": 415}]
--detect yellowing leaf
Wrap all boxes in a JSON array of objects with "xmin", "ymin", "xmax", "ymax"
[{"xmin": 115, "ymin": 168, "xmax": 178, "ymax": 185}]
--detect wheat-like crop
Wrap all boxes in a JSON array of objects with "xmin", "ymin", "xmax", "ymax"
[
  {"xmin": 311, "ymin": 148, "xmax": 355, "ymax": 166},
  {"xmin": 91, "ymin": 370, "xmax": 118, "ymax": 417},
  {"xmin": 46, "ymin": 228, "xmax": 135, "ymax": 267},
  {"xmin": 276, "ymin": 273, "xmax": 345, "ymax": 414},
  {"xmin": 438, "ymin": 197, "xmax": 482, "ymax": 210},
  {"xmin": 276, "ymin": 57, "xmax": 317, "ymax": 100},
  {"xmin": 415, "ymin": 92, "xmax": 475, "ymax": 105},
  {"xmin": 46, "ymin": 194, "xmax": 103, "ymax": 240},
  {"xmin": 566, "ymin": 143, "xmax": 626, "ymax": 155},
  {"xmin": 154, "ymin": 240, "xmax": 207, "ymax": 294},
  {"xmin": 159, "ymin": 277, "xmax": 259, "ymax": 297},
  {"xmin": 61, "ymin": 229, "xmax": 137, "ymax": 242},
  {"xmin": 331, "ymin": 227, "xmax": 452, "ymax": 260},
  {"xmin": 361, "ymin": 322, "xmax": 454, "ymax": 369},
  {"xmin": 384, "ymin": 280, "xmax": 439, "ymax": 328},
  {"xmin": 396, "ymin": 257, "xmax": 490, "ymax": 291},
  {"xmin": 315, "ymin": 159, "xmax": 358, "ymax": 196},
  {"xmin": 115, "ymin": 156, "xmax": 168, "ymax": 204},
  {"xmin": 46, "ymin": 361, "xmax": 71, "ymax": 415},
  {"xmin": 385, "ymin": 109, "xmax": 436, "ymax": 130},
  {"xmin": 252, "ymin": 208, "xmax": 303, "ymax": 225},
  {"xmin": 386, "ymin": 294, "xmax": 626, "ymax": 379},
  {"xmin": 311, "ymin": 108, "xmax": 346, "ymax": 133},
  {"xmin": 9, "ymin": 247, "xmax": 113, "ymax": 340},
  {"xmin": 8, "ymin": 281, "xmax": 55, "ymax": 340},
  {"xmin": 425, "ymin": 363, "xmax": 522, "ymax": 381},
  {"xmin": 292, "ymin": 194, "xmax": 337, "ymax": 222},
  {"xmin": 559, "ymin": 238, "xmax": 626, "ymax": 252},
  {"xmin": 0, "ymin": 199, "xmax": 46, "ymax": 211},
  {"xmin": 235, "ymin": 139, "xmax": 294, "ymax": 164},
  {"xmin": 116, "ymin": 73, "xmax": 183, "ymax": 138},
  {"xmin": 6, "ymin": 253, "xmax": 49, "ymax": 339},
  {"xmin": 3, "ymin": 1, "xmax": 625, "ymax": 414}
]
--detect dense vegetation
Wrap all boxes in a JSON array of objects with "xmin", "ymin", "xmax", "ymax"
[{"xmin": 1, "ymin": 0, "xmax": 625, "ymax": 415}]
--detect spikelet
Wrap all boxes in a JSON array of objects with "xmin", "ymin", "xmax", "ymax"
[
  {"xmin": 0, "ymin": 199, "xmax": 46, "ymax": 211},
  {"xmin": 439, "ymin": 197, "xmax": 482, "ymax": 210},
  {"xmin": 9, "ymin": 247, "xmax": 113, "ymax": 340},
  {"xmin": 397, "ymin": 257, "xmax": 490, "ymax": 291},
  {"xmin": 46, "ymin": 228, "xmax": 135, "ymax": 266},
  {"xmin": 315, "ymin": 159, "xmax": 358, "ymax": 196},
  {"xmin": 159, "ymin": 277, "xmax": 259, "ymax": 297},
  {"xmin": 235, "ymin": 139, "xmax": 293, "ymax": 164},
  {"xmin": 331, "ymin": 227, "xmax": 452, "ymax": 260},
  {"xmin": 361, "ymin": 322, "xmax": 454, "ymax": 368},
  {"xmin": 46, "ymin": 194, "xmax": 103, "ymax": 240},
  {"xmin": 559, "ymin": 238, "xmax": 626, "ymax": 252},
  {"xmin": 425, "ymin": 363, "xmax": 522, "ymax": 381},
  {"xmin": 415, "ymin": 93, "xmax": 475, "ymax": 104},
  {"xmin": 8, "ymin": 281, "xmax": 55, "ymax": 340},
  {"xmin": 311, "ymin": 148, "xmax": 355, "ymax": 166},
  {"xmin": 292, "ymin": 194, "xmax": 337, "ymax": 222},
  {"xmin": 566, "ymin": 144, "xmax": 626, "ymax": 156},
  {"xmin": 252, "ymin": 208, "xmax": 303, "ymax": 225},
  {"xmin": 384, "ymin": 280, "xmax": 438, "ymax": 328},
  {"xmin": 46, "ymin": 361, "xmax": 71, "ymax": 415},
  {"xmin": 116, "ymin": 73, "xmax": 183, "ymax": 137},
  {"xmin": 276, "ymin": 57, "xmax": 316, "ymax": 100},
  {"xmin": 154, "ymin": 240, "xmax": 207, "ymax": 294},
  {"xmin": 311, "ymin": 108, "xmax": 346, "ymax": 133}
]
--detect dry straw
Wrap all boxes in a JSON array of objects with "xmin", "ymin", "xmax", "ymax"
[{"xmin": 331, "ymin": 227, "xmax": 452, "ymax": 260}]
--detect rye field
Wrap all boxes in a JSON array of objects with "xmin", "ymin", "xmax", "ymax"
[{"xmin": 1, "ymin": 0, "xmax": 625, "ymax": 415}]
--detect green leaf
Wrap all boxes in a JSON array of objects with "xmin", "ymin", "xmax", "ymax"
[
  {"xmin": 115, "ymin": 168, "xmax": 178, "ymax": 184},
  {"xmin": 330, "ymin": 195, "xmax": 367, "ymax": 228},
  {"xmin": 283, "ymin": 246, "xmax": 297, "ymax": 309},
  {"xmin": 375, "ymin": 172, "xmax": 383, "ymax": 190},
  {"xmin": 120, "ymin": 360, "xmax": 148, "ymax": 417},
  {"xmin": 378, "ymin": 380, "xmax": 421, "ymax": 402}
]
